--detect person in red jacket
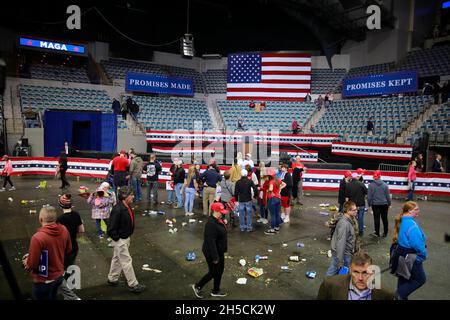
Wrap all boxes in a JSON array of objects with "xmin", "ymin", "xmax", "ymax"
[
  {"xmin": 1, "ymin": 155, "xmax": 15, "ymax": 191},
  {"xmin": 407, "ymin": 160, "xmax": 417, "ymax": 201},
  {"xmin": 22, "ymin": 206, "xmax": 72, "ymax": 300}
]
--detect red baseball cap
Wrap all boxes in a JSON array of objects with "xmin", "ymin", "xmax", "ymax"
[
  {"xmin": 211, "ymin": 202, "xmax": 228, "ymax": 214},
  {"xmin": 373, "ymin": 170, "xmax": 382, "ymax": 180},
  {"xmin": 268, "ymin": 168, "xmax": 277, "ymax": 177},
  {"xmin": 120, "ymin": 149, "xmax": 127, "ymax": 154},
  {"xmin": 356, "ymin": 168, "xmax": 366, "ymax": 175},
  {"xmin": 344, "ymin": 170, "xmax": 352, "ymax": 178}
]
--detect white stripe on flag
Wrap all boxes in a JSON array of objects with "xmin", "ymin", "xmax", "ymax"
[
  {"xmin": 227, "ymin": 83, "xmax": 310, "ymax": 89},
  {"xmin": 262, "ymin": 57, "xmax": 311, "ymax": 63},
  {"xmin": 261, "ymin": 75, "xmax": 311, "ymax": 80},
  {"xmin": 262, "ymin": 66, "xmax": 311, "ymax": 71},
  {"xmin": 227, "ymin": 92, "xmax": 307, "ymax": 98}
]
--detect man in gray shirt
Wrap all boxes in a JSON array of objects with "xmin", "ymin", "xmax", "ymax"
[{"xmin": 326, "ymin": 201, "xmax": 357, "ymax": 276}]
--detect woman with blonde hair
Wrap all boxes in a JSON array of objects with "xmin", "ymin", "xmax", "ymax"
[
  {"xmin": 392, "ymin": 201, "xmax": 427, "ymax": 300},
  {"xmin": 184, "ymin": 165, "xmax": 198, "ymax": 216}
]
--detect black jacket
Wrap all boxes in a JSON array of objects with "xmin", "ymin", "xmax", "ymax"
[
  {"xmin": 234, "ymin": 177, "xmax": 257, "ymax": 202},
  {"xmin": 280, "ymin": 172, "xmax": 293, "ymax": 197},
  {"xmin": 338, "ymin": 178, "xmax": 348, "ymax": 205},
  {"xmin": 107, "ymin": 202, "xmax": 135, "ymax": 241},
  {"xmin": 173, "ymin": 166, "xmax": 186, "ymax": 184},
  {"xmin": 345, "ymin": 179, "xmax": 367, "ymax": 207},
  {"xmin": 202, "ymin": 215, "xmax": 227, "ymax": 261},
  {"xmin": 144, "ymin": 161, "xmax": 162, "ymax": 182},
  {"xmin": 292, "ymin": 166, "xmax": 304, "ymax": 184}
]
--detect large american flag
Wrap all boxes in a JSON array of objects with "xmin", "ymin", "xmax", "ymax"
[{"xmin": 227, "ymin": 52, "xmax": 311, "ymax": 101}]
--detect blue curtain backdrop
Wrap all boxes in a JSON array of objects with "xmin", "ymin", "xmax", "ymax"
[{"xmin": 44, "ymin": 111, "xmax": 117, "ymax": 156}]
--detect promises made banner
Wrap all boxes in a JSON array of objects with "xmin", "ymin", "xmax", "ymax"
[{"xmin": 125, "ymin": 72, "xmax": 194, "ymax": 96}]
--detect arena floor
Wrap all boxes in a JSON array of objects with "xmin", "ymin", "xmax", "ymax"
[{"xmin": 1, "ymin": 176, "xmax": 449, "ymax": 300}]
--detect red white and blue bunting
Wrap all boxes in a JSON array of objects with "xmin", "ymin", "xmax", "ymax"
[
  {"xmin": 2, "ymin": 158, "xmax": 449, "ymax": 196},
  {"xmin": 331, "ymin": 142, "xmax": 413, "ymax": 161}
]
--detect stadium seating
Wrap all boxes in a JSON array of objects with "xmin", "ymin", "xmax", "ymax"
[
  {"xmin": 203, "ymin": 69, "xmax": 227, "ymax": 94},
  {"xmin": 30, "ymin": 65, "xmax": 90, "ymax": 83},
  {"xmin": 311, "ymin": 68, "xmax": 347, "ymax": 94},
  {"xmin": 408, "ymin": 101, "xmax": 450, "ymax": 145},
  {"xmin": 101, "ymin": 58, "xmax": 205, "ymax": 93},
  {"xmin": 397, "ymin": 45, "xmax": 450, "ymax": 77},
  {"xmin": 217, "ymin": 100, "xmax": 316, "ymax": 131},
  {"xmin": 19, "ymin": 84, "xmax": 111, "ymax": 112},
  {"xmin": 315, "ymin": 95, "xmax": 433, "ymax": 143},
  {"xmin": 118, "ymin": 95, "xmax": 213, "ymax": 131},
  {"xmin": 345, "ymin": 62, "xmax": 395, "ymax": 79}
]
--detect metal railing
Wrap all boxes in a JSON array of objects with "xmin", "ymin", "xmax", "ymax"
[{"xmin": 378, "ymin": 163, "xmax": 408, "ymax": 172}]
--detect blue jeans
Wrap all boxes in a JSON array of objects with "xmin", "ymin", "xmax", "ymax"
[
  {"xmin": 357, "ymin": 206, "xmax": 365, "ymax": 235},
  {"xmin": 259, "ymin": 199, "xmax": 268, "ymax": 219},
  {"xmin": 268, "ymin": 197, "xmax": 282, "ymax": 229},
  {"xmin": 184, "ymin": 187, "xmax": 196, "ymax": 213},
  {"xmin": 95, "ymin": 219, "xmax": 108, "ymax": 236},
  {"xmin": 326, "ymin": 254, "xmax": 351, "ymax": 276},
  {"xmin": 175, "ymin": 183, "xmax": 184, "ymax": 208},
  {"xmin": 131, "ymin": 177, "xmax": 141, "ymax": 202},
  {"xmin": 167, "ymin": 188, "xmax": 174, "ymax": 204},
  {"xmin": 239, "ymin": 201, "xmax": 253, "ymax": 231},
  {"xmin": 407, "ymin": 180, "xmax": 416, "ymax": 201},
  {"xmin": 397, "ymin": 260, "xmax": 426, "ymax": 299},
  {"xmin": 33, "ymin": 276, "xmax": 64, "ymax": 300}
]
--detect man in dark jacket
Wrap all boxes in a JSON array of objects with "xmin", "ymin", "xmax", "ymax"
[
  {"xmin": 111, "ymin": 98, "xmax": 121, "ymax": 114},
  {"xmin": 143, "ymin": 153, "xmax": 162, "ymax": 205},
  {"xmin": 345, "ymin": 172, "xmax": 368, "ymax": 236},
  {"xmin": 368, "ymin": 170, "xmax": 391, "ymax": 237},
  {"xmin": 173, "ymin": 160, "xmax": 186, "ymax": 209},
  {"xmin": 107, "ymin": 187, "xmax": 145, "ymax": 293},
  {"xmin": 234, "ymin": 169, "xmax": 258, "ymax": 232},
  {"xmin": 319, "ymin": 250, "xmax": 394, "ymax": 300},
  {"xmin": 192, "ymin": 202, "xmax": 228, "ymax": 299}
]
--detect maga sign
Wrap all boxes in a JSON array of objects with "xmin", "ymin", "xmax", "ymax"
[
  {"xmin": 125, "ymin": 72, "xmax": 194, "ymax": 96},
  {"xmin": 342, "ymin": 71, "xmax": 418, "ymax": 97},
  {"xmin": 19, "ymin": 37, "xmax": 85, "ymax": 54}
]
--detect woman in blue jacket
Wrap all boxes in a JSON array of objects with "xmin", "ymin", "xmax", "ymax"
[{"xmin": 392, "ymin": 201, "xmax": 427, "ymax": 299}]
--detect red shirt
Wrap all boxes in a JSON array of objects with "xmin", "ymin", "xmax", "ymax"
[
  {"xmin": 408, "ymin": 165, "xmax": 417, "ymax": 181},
  {"xmin": 112, "ymin": 156, "xmax": 129, "ymax": 172},
  {"xmin": 292, "ymin": 162, "xmax": 306, "ymax": 179},
  {"xmin": 261, "ymin": 180, "xmax": 270, "ymax": 205},
  {"xmin": 267, "ymin": 180, "xmax": 281, "ymax": 199}
]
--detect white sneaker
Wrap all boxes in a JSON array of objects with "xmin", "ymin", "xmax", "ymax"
[
  {"xmin": 256, "ymin": 218, "xmax": 263, "ymax": 223},
  {"xmin": 9, "ymin": 186, "xmax": 15, "ymax": 191},
  {"xmin": 281, "ymin": 213, "xmax": 286, "ymax": 220},
  {"xmin": 262, "ymin": 219, "xmax": 269, "ymax": 224},
  {"xmin": 283, "ymin": 216, "xmax": 290, "ymax": 223},
  {"xmin": 0, "ymin": 188, "xmax": 5, "ymax": 192}
]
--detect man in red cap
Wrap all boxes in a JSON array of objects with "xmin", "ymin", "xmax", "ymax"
[
  {"xmin": 111, "ymin": 150, "xmax": 129, "ymax": 192},
  {"xmin": 368, "ymin": 170, "xmax": 391, "ymax": 237},
  {"xmin": 191, "ymin": 202, "xmax": 228, "ymax": 298},
  {"xmin": 356, "ymin": 168, "xmax": 366, "ymax": 183},
  {"xmin": 338, "ymin": 171, "xmax": 352, "ymax": 213}
]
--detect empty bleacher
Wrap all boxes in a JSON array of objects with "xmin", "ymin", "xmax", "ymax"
[
  {"xmin": 345, "ymin": 62, "xmax": 395, "ymax": 79},
  {"xmin": 19, "ymin": 84, "xmax": 111, "ymax": 112},
  {"xmin": 101, "ymin": 58, "xmax": 205, "ymax": 93},
  {"xmin": 30, "ymin": 65, "xmax": 90, "ymax": 83},
  {"xmin": 315, "ymin": 95, "xmax": 433, "ymax": 143},
  {"xmin": 217, "ymin": 100, "xmax": 316, "ymax": 131},
  {"xmin": 311, "ymin": 68, "xmax": 347, "ymax": 94},
  {"xmin": 118, "ymin": 96, "xmax": 213, "ymax": 131},
  {"xmin": 203, "ymin": 69, "xmax": 227, "ymax": 94},
  {"xmin": 397, "ymin": 45, "xmax": 450, "ymax": 77},
  {"xmin": 408, "ymin": 101, "xmax": 450, "ymax": 145}
]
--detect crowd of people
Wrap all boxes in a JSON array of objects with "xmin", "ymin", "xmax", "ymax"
[{"xmin": 7, "ymin": 146, "xmax": 440, "ymax": 300}]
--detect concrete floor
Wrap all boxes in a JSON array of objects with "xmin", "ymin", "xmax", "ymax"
[{"xmin": 1, "ymin": 176, "xmax": 449, "ymax": 300}]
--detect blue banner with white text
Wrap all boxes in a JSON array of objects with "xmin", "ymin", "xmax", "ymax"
[
  {"xmin": 342, "ymin": 71, "xmax": 418, "ymax": 98},
  {"xmin": 125, "ymin": 72, "xmax": 194, "ymax": 96}
]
